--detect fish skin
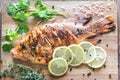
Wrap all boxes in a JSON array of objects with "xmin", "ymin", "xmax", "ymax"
[{"xmin": 11, "ymin": 16, "xmax": 116, "ymax": 64}]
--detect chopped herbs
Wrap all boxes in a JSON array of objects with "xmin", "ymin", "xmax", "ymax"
[
  {"xmin": 0, "ymin": 63, "xmax": 45, "ymax": 80},
  {"xmin": 3, "ymin": 0, "xmax": 63, "ymax": 53},
  {"xmin": 2, "ymin": 41, "xmax": 14, "ymax": 53}
]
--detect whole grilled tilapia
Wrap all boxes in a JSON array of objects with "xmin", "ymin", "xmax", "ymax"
[{"xmin": 11, "ymin": 16, "xmax": 116, "ymax": 64}]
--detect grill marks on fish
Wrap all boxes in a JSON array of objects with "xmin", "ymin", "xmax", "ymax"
[
  {"xmin": 11, "ymin": 16, "xmax": 116, "ymax": 64},
  {"xmin": 78, "ymin": 17, "xmax": 92, "ymax": 26}
]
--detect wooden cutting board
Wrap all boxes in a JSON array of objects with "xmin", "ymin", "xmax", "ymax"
[{"xmin": 1, "ymin": 1, "xmax": 118, "ymax": 80}]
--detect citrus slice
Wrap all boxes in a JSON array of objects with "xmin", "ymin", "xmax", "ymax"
[
  {"xmin": 48, "ymin": 57, "xmax": 68, "ymax": 76},
  {"xmin": 68, "ymin": 44, "xmax": 85, "ymax": 67},
  {"xmin": 88, "ymin": 46, "xmax": 107, "ymax": 68},
  {"xmin": 53, "ymin": 46, "xmax": 73, "ymax": 65},
  {"xmin": 79, "ymin": 41, "xmax": 96, "ymax": 63}
]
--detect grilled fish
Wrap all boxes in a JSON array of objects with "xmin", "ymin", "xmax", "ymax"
[{"xmin": 11, "ymin": 16, "xmax": 116, "ymax": 64}]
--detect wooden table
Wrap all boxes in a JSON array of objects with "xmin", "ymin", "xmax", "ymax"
[{"xmin": 0, "ymin": 0, "xmax": 119, "ymax": 80}]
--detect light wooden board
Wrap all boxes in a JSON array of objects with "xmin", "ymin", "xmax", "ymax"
[{"xmin": 1, "ymin": 1, "xmax": 118, "ymax": 80}]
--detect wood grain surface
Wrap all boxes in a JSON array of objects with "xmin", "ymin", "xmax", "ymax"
[{"xmin": 1, "ymin": 0, "xmax": 119, "ymax": 80}]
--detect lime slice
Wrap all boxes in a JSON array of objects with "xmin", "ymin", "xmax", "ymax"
[
  {"xmin": 88, "ymin": 46, "xmax": 107, "ymax": 68},
  {"xmin": 53, "ymin": 46, "xmax": 73, "ymax": 65},
  {"xmin": 68, "ymin": 44, "xmax": 85, "ymax": 67},
  {"xmin": 79, "ymin": 41, "xmax": 96, "ymax": 63},
  {"xmin": 48, "ymin": 57, "xmax": 68, "ymax": 76}
]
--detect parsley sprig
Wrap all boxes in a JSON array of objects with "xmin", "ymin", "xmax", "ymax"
[{"xmin": 2, "ymin": 0, "xmax": 63, "ymax": 53}]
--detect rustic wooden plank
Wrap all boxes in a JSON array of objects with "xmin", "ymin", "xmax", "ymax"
[{"xmin": 1, "ymin": 0, "xmax": 118, "ymax": 80}]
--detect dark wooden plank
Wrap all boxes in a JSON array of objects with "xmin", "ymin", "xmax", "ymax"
[
  {"xmin": 0, "ymin": 0, "xmax": 2, "ymax": 73},
  {"xmin": 117, "ymin": 0, "xmax": 120, "ymax": 79}
]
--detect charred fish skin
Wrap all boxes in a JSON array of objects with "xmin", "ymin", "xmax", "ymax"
[{"xmin": 11, "ymin": 16, "xmax": 116, "ymax": 64}]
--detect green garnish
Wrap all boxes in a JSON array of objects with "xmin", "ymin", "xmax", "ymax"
[
  {"xmin": 2, "ymin": 0, "xmax": 63, "ymax": 53},
  {"xmin": 2, "ymin": 41, "xmax": 14, "ymax": 53},
  {"xmin": 34, "ymin": 0, "xmax": 47, "ymax": 10},
  {"xmin": 6, "ymin": 0, "xmax": 63, "ymax": 34},
  {"xmin": 6, "ymin": 0, "xmax": 30, "ymax": 21},
  {"xmin": 16, "ymin": 21, "xmax": 29, "ymax": 34},
  {"xmin": 32, "ymin": 0, "xmax": 63, "ymax": 22},
  {"xmin": 6, "ymin": 28, "xmax": 19, "ymax": 41},
  {"xmin": 0, "ymin": 62, "xmax": 44, "ymax": 80}
]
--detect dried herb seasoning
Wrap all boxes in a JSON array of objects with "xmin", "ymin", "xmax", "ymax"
[{"xmin": 0, "ymin": 62, "xmax": 45, "ymax": 80}]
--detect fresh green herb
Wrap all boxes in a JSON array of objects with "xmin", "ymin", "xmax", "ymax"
[
  {"xmin": 2, "ymin": 41, "xmax": 14, "ymax": 53},
  {"xmin": 3, "ymin": 0, "xmax": 64, "ymax": 53},
  {"xmin": 16, "ymin": 21, "xmax": 29, "ymax": 34},
  {"xmin": 0, "ymin": 63, "xmax": 44, "ymax": 80},
  {"xmin": 32, "ymin": 0, "xmax": 63, "ymax": 22},
  {"xmin": 34, "ymin": 0, "xmax": 47, "ymax": 10},
  {"xmin": 14, "ymin": 11, "xmax": 29, "ymax": 21},
  {"xmin": 6, "ymin": 28, "xmax": 19, "ymax": 41},
  {"xmin": 6, "ymin": 0, "xmax": 63, "ymax": 34},
  {"xmin": 31, "ymin": 10, "xmax": 63, "ymax": 22},
  {"xmin": 18, "ymin": 0, "xmax": 30, "ymax": 10},
  {"xmin": 6, "ymin": 4, "xmax": 29, "ymax": 21},
  {"xmin": 6, "ymin": 4, "xmax": 18, "ymax": 17}
]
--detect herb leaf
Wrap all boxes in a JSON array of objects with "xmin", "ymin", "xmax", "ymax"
[
  {"xmin": 34, "ymin": 0, "xmax": 47, "ymax": 10},
  {"xmin": 2, "ymin": 41, "xmax": 14, "ymax": 52},
  {"xmin": 6, "ymin": 29, "xmax": 19, "ymax": 41},
  {"xmin": 14, "ymin": 11, "xmax": 29, "ymax": 21},
  {"xmin": 6, "ymin": 4, "xmax": 18, "ymax": 17},
  {"xmin": 19, "ymin": 0, "xmax": 30, "ymax": 10},
  {"xmin": 31, "ymin": 10, "xmax": 63, "ymax": 22},
  {"xmin": 16, "ymin": 21, "xmax": 29, "ymax": 34}
]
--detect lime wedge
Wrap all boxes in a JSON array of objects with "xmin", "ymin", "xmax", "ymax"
[
  {"xmin": 53, "ymin": 46, "xmax": 73, "ymax": 65},
  {"xmin": 68, "ymin": 44, "xmax": 85, "ymax": 67},
  {"xmin": 79, "ymin": 41, "xmax": 96, "ymax": 63},
  {"xmin": 88, "ymin": 46, "xmax": 107, "ymax": 68},
  {"xmin": 48, "ymin": 58, "xmax": 68, "ymax": 76}
]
